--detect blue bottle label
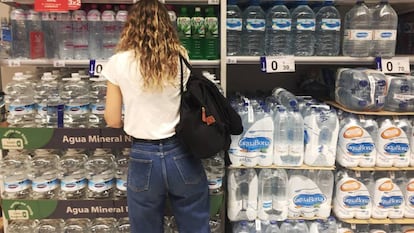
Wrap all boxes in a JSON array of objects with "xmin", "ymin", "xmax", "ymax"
[
  {"xmin": 246, "ymin": 19, "xmax": 265, "ymax": 31},
  {"xmin": 321, "ymin": 19, "xmax": 340, "ymax": 31},
  {"xmin": 296, "ymin": 19, "xmax": 315, "ymax": 31},
  {"xmin": 271, "ymin": 18, "xmax": 291, "ymax": 31}
]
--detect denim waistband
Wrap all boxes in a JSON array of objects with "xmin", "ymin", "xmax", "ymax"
[{"xmin": 132, "ymin": 135, "xmax": 177, "ymax": 144}]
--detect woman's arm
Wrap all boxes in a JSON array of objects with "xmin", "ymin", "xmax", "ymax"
[{"xmin": 104, "ymin": 81, "xmax": 123, "ymax": 128}]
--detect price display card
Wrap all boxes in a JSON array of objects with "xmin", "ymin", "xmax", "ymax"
[{"xmin": 260, "ymin": 56, "xmax": 295, "ymax": 73}]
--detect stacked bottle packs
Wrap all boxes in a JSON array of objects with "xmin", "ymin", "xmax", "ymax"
[
  {"xmin": 335, "ymin": 68, "xmax": 414, "ymax": 112},
  {"xmin": 227, "ymin": 168, "xmax": 334, "ymax": 222}
]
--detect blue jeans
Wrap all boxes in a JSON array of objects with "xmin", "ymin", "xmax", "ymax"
[{"xmin": 127, "ymin": 137, "xmax": 210, "ymax": 233}]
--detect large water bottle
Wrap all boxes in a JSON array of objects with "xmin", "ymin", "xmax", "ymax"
[
  {"xmin": 34, "ymin": 72, "xmax": 59, "ymax": 127},
  {"xmin": 60, "ymin": 73, "xmax": 90, "ymax": 128},
  {"xmin": 177, "ymin": 6, "xmax": 192, "ymax": 53},
  {"xmin": 56, "ymin": 12, "xmax": 73, "ymax": 59},
  {"xmin": 288, "ymin": 109, "xmax": 304, "ymax": 166},
  {"xmin": 291, "ymin": 0, "xmax": 316, "ymax": 56},
  {"xmin": 271, "ymin": 87, "xmax": 298, "ymax": 110},
  {"xmin": 72, "ymin": 10, "xmax": 89, "ymax": 59},
  {"xmin": 85, "ymin": 151, "xmax": 116, "ymax": 199},
  {"xmin": 315, "ymin": 0, "xmax": 341, "ymax": 56},
  {"xmin": 242, "ymin": 0, "xmax": 265, "ymax": 56},
  {"xmin": 227, "ymin": 0, "xmax": 242, "ymax": 56},
  {"xmin": 87, "ymin": 4, "xmax": 102, "ymax": 59},
  {"xmin": 89, "ymin": 77, "xmax": 107, "ymax": 127},
  {"xmin": 41, "ymin": 12, "xmax": 57, "ymax": 59},
  {"xmin": 58, "ymin": 150, "xmax": 88, "ymax": 199},
  {"xmin": 265, "ymin": 0, "xmax": 292, "ymax": 56},
  {"xmin": 4, "ymin": 72, "xmax": 36, "ymax": 127},
  {"xmin": 0, "ymin": 151, "xmax": 31, "ymax": 199},
  {"xmin": 258, "ymin": 168, "xmax": 288, "ymax": 221},
  {"xmin": 101, "ymin": 5, "xmax": 117, "ymax": 59},
  {"xmin": 35, "ymin": 219, "xmax": 64, "ymax": 233},
  {"xmin": 29, "ymin": 150, "xmax": 60, "ymax": 199},
  {"xmin": 10, "ymin": 7, "xmax": 28, "ymax": 58},
  {"xmin": 342, "ymin": 0, "xmax": 372, "ymax": 57},
  {"xmin": 384, "ymin": 75, "xmax": 411, "ymax": 112},
  {"xmin": 371, "ymin": 0, "xmax": 398, "ymax": 58},
  {"xmin": 115, "ymin": 152, "xmax": 129, "ymax": 199}
]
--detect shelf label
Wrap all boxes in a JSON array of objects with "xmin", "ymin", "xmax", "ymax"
[
  {"xmin": 261, "ymin": 56, "xmax": 295, "ymax": 73},
  {"xmin": 89, "ymin": 60, "xmax": 107, "ymax": 77},
  {"xmin": 208, "ymin": 0, "xmax": 220, "ymax": 4},
  {"xmin": 34, "ymin": 0, "xmax": 68, "ymax": 11},
  {"xmin": 226, "ymin": 57, "xmax": 237, "ymax": 64},
  {"xmin": 8, "ymin": 210, "xmax": 30, "ymax": 220},
  {"xmin": 53, "ymin": 60, "xmax": 65, "ymax": 67},
  {"xmin": 8, "ymin": 59, "xmax": 21, "ymax": 67},
  {"xmin": 378, "ymin": 57, "xmax": 411, "ymax": 74}
]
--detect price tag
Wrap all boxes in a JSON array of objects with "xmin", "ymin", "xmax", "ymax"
[
  {"xmin": 8, "ymin": 59, "xmax": 21, "ymax": 67},
  {"xmin": 89, "ymin": 60, "xmax": 107, "ymax": 77},
  {"xmin": 53, "ymin": 60, "xmax": 65, "ymax": 67},
  {"xmin": 380, "ymin": 57, "xmax": 410, "ymax": 74},
  {"xmin": 261, "ymin": 56, "xmax": 295, "ymax": 73},
  {"xmin": 208, "ymin": 0, "xmax": 219, "ymax": 4},
  {"xmin": 226, "ymin": 57, "xmax": 237, "ymax": 64}
]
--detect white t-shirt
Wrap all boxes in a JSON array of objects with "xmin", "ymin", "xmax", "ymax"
[{"xmin": 101, "ymin": 50, "xmax": 190, "ymax": 140}]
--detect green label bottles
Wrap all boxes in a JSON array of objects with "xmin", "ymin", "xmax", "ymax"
[
  {"xmin": 177, "ymin": 6, "xmax": 191, "ymax": 53},
  {"xmin": 204, "ymin": 7, "xmax": 219, "ymax": 60},
  {"xmin": 190, "ymin": 7, "xmax": 205, "ymax": 59}
]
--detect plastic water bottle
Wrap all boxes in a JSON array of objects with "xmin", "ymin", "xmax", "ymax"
[
  {"xmin": 384, "ymin": 75, "xmax": 411, "ymax": 112},
  {"xmin": 204, "ymin": 7, "xmax": 219, "ymax": 60},
  {"xmin": 0, "ymin": 17, "xmax": 12, "ymax": 58},
  {"xmin": 227, "ymin": 0, "xmax": 242, "ymax": 56},
  {"xmin": 87, "ymin": 4, "xmax": 102, "ymax": 59},
  {"xmin": 85, "ymin": 152, "xmax": 116, "ymax": 199},
  {"xmin": 35, "ymin": 219, "xmax": 64, "ymax": 233},
  {"xmin": 26, "ymin": 10, "xmax": 44, "ymax": 58},
  {"xmin": 58, "ymin": 151, "xmax": 88, "ymax": 199},
  {"xmin": 258, "ymin": 168, "xmax": 288, "ymax": 221},
  {"xmin": 233, "ymin": 221, "xmax": 253, "ymax": 233},
  {"xmin": 46, "ymin": 85, "xmax": 65, "ymax": 128},
  {"xmin": 203, "ymin": 152, "xmax": 225, "ymax": 195},
  {"xmin": 288, "ymin": 109, "xmax": 304, "ymax": 166},
  {"xmin": 315, "ymin": 0, "xmax": 341, "ymax": 56},
  {"xmin": 101, "ymin": 5, "xmax": 117, "ymax": 59},
  {"xmin": 280, "ymin": 220, "xmax": 295, "ymax": 233},
  {"xmin": 60, "ymin": 73, "xmax": 90, "ymax": 128},
  {"xmin": 90, "ymin": 218, "xmax": 117, "ymax": 232},
  {"xmin": 371, "ymin": 0, "xmax": 398, "ymax": 58},
  {"xmin": 89, "ymin": 77, "xmax": 107, "ymax": 127},
  {"xmin": 72, "ymin": 10, "xmax": 89, "ymax": 59},
  {"xmin": 56, "ymin": 12, "xmax": 73, "ymax": 59},
  {"xmin": 64, "ymin": 218, "xmax": 91, "ymax": 232},
  {"xmin": 265, "ymin": 0, "xmax": 292, "ymax": 56},
  {"xmin": 0, "ymin": 151, "xmax": 31, "ymax": 199},
  {"xmin": 342, "ymin": 0, "xmax": 372, "ymax": 57},
  {"xmin": 190, "ymin": 7, "xmax": 205, "ymax": 59},
  {"xmin": 41, "ymin": 12, "xmax": 57, "ymax": 59},
  {"xmin": 10, "ymin": 7, "xmax": 28, "ymax": 58},
  {"xmin": 315, "ymin": 170, "xmax": 334, "ymax": 217},
  {"xmin": 265, "ymin": 220, "xmax": 281, "ymax": 233},
  {"xmin": 294, "ymin": 220, "xmax": 309, "ymax": 233},
  {"xmin": 291, "ymin": 1, "xmax": 316, "ymax": 56},
  {"xmin": 4, "ymin": 72, "xmax": 36, "ymax": 127},
  {"xmin": 273, "ymin": 107, "xmax": 290, "ymax": 166},
  {"xmin": 116, "ymin": 4, "xmax": 128, "ymax": 38},
  {"xmin": 34, "ymin": 72, "xmax": 59, "ymax": 127},
  {"xmin": 115, "ymin": 154, "xmax": 128, "ymax": 198},
  {"xmin": 242, "ymin": 0, "xmax": 265, "ymax": 56},
  {"xmin": 272, "ymin": 87, "xmax": 298, "ymax": 110},
  {"xmin": 29, "ymin": 150, "xmax": 60, "ymax": 199},
  {"xmin": 177, "ymin": 6, "xmax": 192, "ymax": 53}
]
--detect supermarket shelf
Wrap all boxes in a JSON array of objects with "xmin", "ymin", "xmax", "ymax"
[
  {"xmin": 0, "ymin": 58, "xmax": 220, "ymax": 68},
  {"xmin": 0, "ymin": 0, "xmax": 220, "ymax": 5},
  {"xmin": 345, "ymin": 166, "xmax": 414, "ymax": 171},
  {"xmin": 226, "ymin": 56, "xmax": 414, "ymax": 65},
  {"xmin": 327, "ymin": 101, "xmax": 414, "ymax": 116},
  {"xmin": 340, "ymin": 218, "xmax": 414, "ymax": 225},
  {"xmin": 228, "ymin": 164, "xmax": 336, "ymax": 170}
]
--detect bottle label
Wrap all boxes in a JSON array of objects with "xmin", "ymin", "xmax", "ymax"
[
  {"xmin": 296, "ymin": 19, "xmax": 315, "ymax": 31},
  {"xmin": 2, "ymin": 27, "xmax": 11, "ymax": 42},
  {"xmin": 61, "ymin": 177, "xmax": 87, "ymax": 191},
  {"xmin": 4, "ymin": 179, "xmax": 31, "ymax": 192},
  {"xmin": 262, "ymin": 199, "xmax": 272, "ymax": 211},
  {"xmin": 191, "ymin": 17, "xmax": 205, "ymax": 37},
  {"xmin": 208, "ymin": 177, "xmax": 222, "ymax": 190},
  {"xmin": 227, "ymin": 18, "xmax": 242, "ymax": 31},
  {"xmin": 9, "ymin": 103, "xmax": 36, "ymax": 115},
  {"xmin": 11, "ymin": 10, "xmax": 25, "ymax": 21},
  {"xmin": 205, "ymin": 17, "xmax": 218, "ymax": 38},
  {"xmin": 116, "ymin": 178, "xmax": 127, "ymax": 191},
  {"xmin": 373, "ymin": 29, "xmax": 397, "ymax": 41},
  {"xmin": 65, "ymin": 103, "xmax": 90, "ymax": 115},
  {"xmin": 177, "ymin": 17, "xmax": 191, "ymax": 37},
  {"xmin": 246, "ymin": 19, "xmax": 265, "ymax": 31},
  {"xmin": 344, "ymin": 29, "xmax": 373, "ymax": 41},
  {"xmin": 88, "ymin": 178, "xmax": 114, "ymax": 192},
  {"xmin": 321, "ymin": 19, "xmax": 341, "ymax": 31},
  {"xmin": 271, "ymin": 18, "xmax": 291, "ymax": 31},
  {"xmin": 32, "ymin": 178, "xmax": 59, "ymax": 192},
  {"xmin": 91, "ymin": 103, "xmax": 105, "ymax": 114}
]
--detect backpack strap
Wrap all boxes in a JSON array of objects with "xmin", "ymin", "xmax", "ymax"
[{"xmin": 179, "ymin": 54, "xmax": 193, "ymax": 95}]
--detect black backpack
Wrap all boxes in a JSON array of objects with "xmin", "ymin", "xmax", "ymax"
[{"xmin": 175, "ymin": 55, "xmax": 243, "ymax": 159}]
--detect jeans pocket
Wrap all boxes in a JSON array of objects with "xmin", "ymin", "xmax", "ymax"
[
  {"xmin": 128, "ymin": 158, "xmax": 152, "ymax": 192},
  {"xmin": 173, "ymin": 154, "xmax": 204, "ymax": 185}
]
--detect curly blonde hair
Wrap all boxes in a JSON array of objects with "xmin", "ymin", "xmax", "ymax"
[{"xmin": 116, "ymin": 0, "xmax": 187, "ymax": 91}]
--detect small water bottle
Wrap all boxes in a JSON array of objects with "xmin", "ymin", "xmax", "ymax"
[
  {"xmin": 273, "ymin": 107, "xmax": 290, "ymax": 166},
  {"xmin": 265, "ymin": 220, "xmax": 281, "ymax": 233},
  {"xmin": 291, "ymin": 0, "xmax": 316, "ymax": 56},
  {"xmin": 342, "ymin": 0, "xmax": 372, "ymax": 57},
  {"xmin": 265, "ymin": 0, "xmax": 292, "ymax": 55},
  {"xmin": 242, "ymin": 0, "xmax": 265, "ymax": 56},
  {"xmin": 10, "ymin": 7, "xmax": 28, "ymax": 58},
  {"xmin": 116, "ymin": 4, "xmax": 128, "ymax": 38},
  {"xmin": 371, "ymin": 0, "xmax": 398, "ymax": 58},
  {"xmin": 271, "ymin": 87, "xmax": 298, "ymax": 110},
  {"xmin": 227, "ymin": 0, "xmax": 242, "ymax": 56},
  {"xmin": 56, "ymin": 12, "xmax": 73, "ymax": 59},
  {"xmin": 288, "ymin": 109, "xmax": 304, "ymax": 166},
  {"xmin": 72, "ymin": 10, "xmax": 89, "ymax": 59},
  {"xmin": 315, "ymin": 0, "xmax": 341, "ymax": 56},
  {"xmin": 26, "ymin": 9, "xmax": 44, "ymax": 58},
  {"xmin": 87, "ymin": 4, "xmax": 102, "ymax": 59},
  {"xmin": 101, "ymin": 4, "xmax": 117, "ymax": 59},
  {"xmin": 41, "ymin": 12, "xmax": 58, "ymax": 59}
]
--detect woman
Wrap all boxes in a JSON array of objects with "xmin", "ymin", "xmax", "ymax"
[{"xmin": 102, "ymin": 0, "xmax": 210, "ymax": 232}]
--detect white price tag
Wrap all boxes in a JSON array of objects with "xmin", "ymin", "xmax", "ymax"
[
  {"xmin": 261, "ymin": 56, "xmax": 295, "ymax": 73},
  {"xmin": 89, "ymin": 60, "xmax": 107, "ymax": 77},
  {"xmin": 208, "ymin": 0, "xmax": 219, "ymax": 4},
  {"xmin": 53, "ymin": 60, "xmax": 65, "ymax": 67},
  {"xmin": 8, "ymin": 59, "xmax": 21, "ymax": 67},
  {"xmin": 380, "ymin": 57, "xmax": 410, "ymax": 74},
  {"xmin": 226, "ymin": 57, "xmax": 237, "ymax": 64}
]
